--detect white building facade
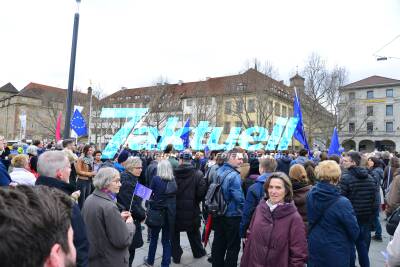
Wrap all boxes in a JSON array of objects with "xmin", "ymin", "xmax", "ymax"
[{"xmin": 339, "ymin": 76, "xmax": 400, "ymax": 152}]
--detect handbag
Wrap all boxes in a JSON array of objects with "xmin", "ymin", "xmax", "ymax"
[
  {"xmin": 145, "ymin": 208, "xmax": 165, "ymax": 228},
  {"xmin": 165, "ymin": 179, "xmax": 177, "ymax": 194},
  {"xmin": 386, "ymin": 206, "xmax": 400, "ymax": 236}
]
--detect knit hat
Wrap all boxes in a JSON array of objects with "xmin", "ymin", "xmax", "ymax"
[
  {"xmin": 117, "ymin": 150, "xmax": 130, "ymax": 164},
  {"xmin": 180, "ymin": 152, "xmax": 192, "ymax": 161}
]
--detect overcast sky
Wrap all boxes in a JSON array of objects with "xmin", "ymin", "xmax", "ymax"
[{"xmin": 1, "ymin": 0, "xmax": 399, "ymax": 95}]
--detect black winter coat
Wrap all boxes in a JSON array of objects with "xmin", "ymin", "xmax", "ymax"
[
  {"xmin": 174, "ymin": 163, "xmax": 207, "ymax": 231},
  {"xmin": 117, "ymin": 171, "xmax": 146, "ymax": 249},
  {"xmin": 339, "ymin": 166, "xmax": 376, "ymax": 224},
  {"xmin": 36, "ymin": 176, "xmax": 89, "ymax": 267},
  {"xmin": 277, "ymin": 156, "xmax": 292, "ymax": 175}
]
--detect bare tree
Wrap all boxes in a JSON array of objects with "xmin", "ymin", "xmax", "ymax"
[
  {"xmin": 90, "ymin": 87, "xmax": 107, "ymax": 147},
  {"xmin": 242, "ymin": 58, "xmax": 280, "ymax": 80},
  {"xmin": 144, "ymin": 77, "xmax": 182, "ymax": 131},
  {"xmin": 31, "ymin": 102, "xmax": 62, "ymax": 137},
  {"xmin": 186, "ymin": 82, "xmax": 217, "ymax": 126},
  {"xmin": 300, "ymin": 53, "xmax": 336, "ymax": 146},
  {"xmin": 226, "ymin": 66, "xmax": 287, "ymax": 130}
]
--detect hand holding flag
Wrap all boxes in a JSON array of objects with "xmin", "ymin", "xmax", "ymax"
[{"xmin": 129, "ymin": 183, "xmax": 152, "ymax": 212}]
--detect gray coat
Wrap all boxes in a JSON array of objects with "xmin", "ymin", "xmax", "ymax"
[{"xmin": 82, "ymin": 189, "xmax": 135, "ymax": 267}]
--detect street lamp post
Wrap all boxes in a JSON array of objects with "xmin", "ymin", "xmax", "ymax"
[{"xmin": 64, "ymin": 0, "xmax": 81, "ymax": 139}]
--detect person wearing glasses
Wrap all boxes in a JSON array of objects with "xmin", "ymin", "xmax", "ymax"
[
  {"xmin": 117, "ymin": 157, "xmax": 146, "ymax": 266},
  {"xmin": 82, "ymin": 167, "xmax": 135, "ymax": 267},
  {"xmin": 240, "ymin": 172, "xmax": 307, "ymax": 267}
]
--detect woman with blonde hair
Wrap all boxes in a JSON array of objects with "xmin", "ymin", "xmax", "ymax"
[
  {"xmin": 289, "ymin": 164, "xmax": 312, "ymax": 226},
  {"xmin": 241, "ymin": 172, "xmax": 307, "ymax": 267},
  {"xmin": 307, "ymin": 160, "xmax": 359, "ymax": 267},
  {"xmin": 9, "ymin": 154, "xmax": 36, "ymax": 185}
]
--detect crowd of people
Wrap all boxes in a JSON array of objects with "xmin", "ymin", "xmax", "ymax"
[{"xmin": 1, "ymin": 135, "xmax": 400, "ymax": 267}]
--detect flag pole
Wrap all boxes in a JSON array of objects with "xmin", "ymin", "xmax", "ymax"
[{"xmin": 128, "ymin": 191, "xmax": 135, "ymax": 213}]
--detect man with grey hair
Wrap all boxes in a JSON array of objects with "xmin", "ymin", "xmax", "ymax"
[{"xmin": 36, "ymin": 151, "xmax": 89, "ymax": 267}]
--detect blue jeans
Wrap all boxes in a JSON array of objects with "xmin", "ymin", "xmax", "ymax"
[
  {"xmin": 351, "ymin": 223, "xmax": 371, "ymax": 267},
  {"xmin": 147, "ymin": 220, "xmax": 171, "ymax": 267},
  {"xmin": 374, "ymin": 208, "xmax": 382, "ymax": 238}
]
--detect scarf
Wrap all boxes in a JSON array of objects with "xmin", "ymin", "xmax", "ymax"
[
  {"xmin": 82, "ymin": 155, "xmax": 94, "ymax": 171},
  {"xmin": 266, "ymin": 199, "xmax": 284, "ymax": 212},
  {"xmin": 100, "ymin": 188, "xmax": 117, "ymax": 202}
]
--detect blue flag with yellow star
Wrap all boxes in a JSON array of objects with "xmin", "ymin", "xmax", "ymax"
[{"xmin": 70, "ymin": 109, "xmax": 87, "ymax": 137}]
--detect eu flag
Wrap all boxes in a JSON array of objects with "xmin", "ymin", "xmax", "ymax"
[
  {"xmin": 293, "ymin": 91, "xmax": 309, "ymax": 150},
  {"xmin": 70, "ymin": 109, "xmax": 87, "ymax": 137},
  {"xmin": 180, "ymin": 118, "xmax": 191, "ymax": 149},
  {"xmin": 133, "ymin": 183, "xmax": 152, "ymax": 200},
  {"xmin": 328, "ymin": 127, "xmax": 341, "ymax": 156}
]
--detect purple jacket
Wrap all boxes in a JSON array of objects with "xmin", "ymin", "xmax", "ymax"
[{"xmin": 241, "ymin": 199, "xmax": 307, "ymax": 267}]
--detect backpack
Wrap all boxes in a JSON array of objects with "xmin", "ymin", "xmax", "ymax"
[
  {"xmin": 204, "ymin": 169, "xmax": 233, "ymax": 217},
  {"xmin": 386, "ymin": 206, "xmax": 400, "ymax": 236}
]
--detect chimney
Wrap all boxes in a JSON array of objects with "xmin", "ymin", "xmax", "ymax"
[{"xmin": 178, "ymin": 80, "xmax": 183, "ymax": 86}]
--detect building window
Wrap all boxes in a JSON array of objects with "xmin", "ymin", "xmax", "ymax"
[
  {"xmin": 386, "ymin": 122, "xmax": 394, "ymax": 132},
  {"xmin": 386, "ymin": 105, "xmax": 393, "ymax": 116},
  {"xmin": 186, "ymin": 99, "xmax": 192, "ymax": 107},
  {"xmin": 248, "ymin": 120, "xmax": 255, "ymax": 127},
  {"xmin": 274, "ymin": 103, "xmax": 281, "ymax": 116},
  {"xmin": 268, "ymin": 101, "xmax": 273, "ymax": 113},
  {"xmin": 349, "ymin": 92, "xmax": 355, "ymax": 100},
  {"xmin": 367, "ymin": 91, "xmax": 374, "ymax": 99},
  {"xmin": 386, "ymin": 89, "xmax": 394, "ymax": 97},
  {"xmin": 206, "ymin": 97, "xmax": 212, "ymax": 105},
  {"xmin": 223, "ymin": 122, "xmax": 231, "ymax": 134},
  {"xmin": 349, "ymin": 122, "xmax": 355, "ymax": 133},
  {"xmin": 235, "ymin": 121, "xmax": 242, "ymax": 128},
  {"xmin": 367, "ymin": 122, "xmax": 373, "ymax": 133},
  {"xmin": 282, "ymin": 106, "xmax": 287, "ymax": 117},
  {"xmin": 225, "ymin": 101, "xmax": 232, "ymax": 114},
  {"xmin": 248, "ymin": 99, "xmax": 255, "ymax": 113},
  {"xmin": 236, "ymin": 100, "xmax": 244, "ymax": 113},
  {"xmin": 237, "ymin": 83, "xmax": 247, "ymax": 91},
  {"xmin": 366, "ymin": 106, "xmax": 373, "ymax": 116},
  {"xmin": 349, "ymin": 106, "xmax": 356, "ymax": 117}
]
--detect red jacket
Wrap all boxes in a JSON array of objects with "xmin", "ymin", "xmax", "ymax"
[{"xmin": 241, "ymin": 199, "xmax": 307, "ymax": 267}]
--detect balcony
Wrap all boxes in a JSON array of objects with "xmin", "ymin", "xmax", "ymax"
[{"xmin": 340, "ymin": 129, "xmax": 398, "ymax": 138}]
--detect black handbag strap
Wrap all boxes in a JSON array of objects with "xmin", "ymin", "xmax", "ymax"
[{"xmin": 309, "ymin": 197, "xmax": 340, "ymax": 234}]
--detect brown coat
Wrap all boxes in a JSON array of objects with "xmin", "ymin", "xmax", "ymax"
[
  {"xmin": 387, "ymin": 174, "xmax": 400, "ymax": 215},
  {"xmin": 240, "ymin": 162, "xmax": 250, "ymax": 180},
  {"xmin": 293, "ymin": 184, "xmax": 312, "ymax": 226},
  {"xmin": 75, "ymin": 158, "xmax": 93, "ymax": 180}
]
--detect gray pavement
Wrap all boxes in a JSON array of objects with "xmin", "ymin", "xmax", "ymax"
[{"xmin": 132, "ymin": 214, "xmax": 390, "ymax": 267}]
